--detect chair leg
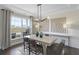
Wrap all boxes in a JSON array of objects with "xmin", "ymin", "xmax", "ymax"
[
  {"xmin": 23, "ymin": 42, "xmax": 25, "ymax": 52},
  {"xmin": 29, "ymin": 40, "xmax": 30, "ymax": 55}
]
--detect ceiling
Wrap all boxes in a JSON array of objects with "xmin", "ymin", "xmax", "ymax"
[{"xmin": 1, "ymin": 4, "xmax": 79, "ymax": 18}]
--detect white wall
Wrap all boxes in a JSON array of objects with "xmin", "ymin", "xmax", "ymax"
[{"xmin": 67, "ymin": 13, "xmax": 79, "ymax": 48}]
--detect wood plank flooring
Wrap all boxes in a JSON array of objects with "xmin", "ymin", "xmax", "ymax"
[{"xmin": 2, "ymin": 43, "xmax": 79, "ymax": 55}]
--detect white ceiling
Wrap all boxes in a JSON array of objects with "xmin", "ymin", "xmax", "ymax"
[{"xmin": 1, "ymin": 4, "xmax": 79, "ymax": 18}]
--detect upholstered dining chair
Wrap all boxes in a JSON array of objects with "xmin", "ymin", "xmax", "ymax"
[
  {"xmin": 29, "ymin": 40, "xmax": 43, "ymax": 55},
  {"xmin": 23, "ymin": 37, "xmax": 29, "ymax": 52},
  {"xmin": 47, "ymin": 39, "xmax": 65, "ymax": 55}
]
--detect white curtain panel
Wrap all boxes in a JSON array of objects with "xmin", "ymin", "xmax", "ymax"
[
  {"xmin": 0, "ymin": 10, "xmax": 3, "ymax": 49},
  {"xmin": 1, "ymin": 9, "xmax": 11, "ymax": 49}
]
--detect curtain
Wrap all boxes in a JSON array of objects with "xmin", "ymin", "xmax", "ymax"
[
  {"xmin": 1, "ymin": 9, "xmax": 11, "ymax": 50},
  {"xmin": 0, "ymin": 10, "xmax": 3, "ymax": 49}
]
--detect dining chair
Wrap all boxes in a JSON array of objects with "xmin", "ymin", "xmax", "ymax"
[
  {"xmin": 60, "ymin": 40, "xmax": 65, "ymax": 55},
  {"xmin": 23, "ymin": 37, "xmax": 29, "ymax": 52},
  {"xmin": 29, "ymin": 40, "xmax": 43, "ymax": 55},
  {"xmin": 23, "ymin": 32, "xmax": 29, "ymax": 48},
  {"xmin": 54, "ymin": 40, "xmax": 65, "ymax": 55},
  {"xmin": 47, "ymin": 39, "xmax": 65, "ymax": 55}
]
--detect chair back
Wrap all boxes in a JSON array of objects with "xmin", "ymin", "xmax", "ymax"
[
  {"xmin": 23, "ymin": 32, "xmax": 27, "ymax": 37},
  {"xmin": 60, "ymin": 40, "xmax": 65, "ymax": 46},
  {"xmin": 23, "ymin": 37, "xmax": 29, "ymax": 43},
  {"xmin": 30, "ymin": 40, "xmax": 37, "ymax": 46}
]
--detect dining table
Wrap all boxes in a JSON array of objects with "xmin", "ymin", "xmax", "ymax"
[{"xmin": 24, "ymin": 35, "xmax": 56, "ymax": 55}]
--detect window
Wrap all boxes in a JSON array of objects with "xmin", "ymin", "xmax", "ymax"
[
  {"xmin": 11, "ymin": 15, "xmax": 32, "ymax": 33},
  {"xmin": 11, "ymin": 16, "xmax": 22, "ymax": 28},
  {"xmin": 22, "ymin": 18, "xmax": 28, "ymax": 28},
  {"xmin": 28, "ymin": 18, "xmax": 32, "ymax": 28}
]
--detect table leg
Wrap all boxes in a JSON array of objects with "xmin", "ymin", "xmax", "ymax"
[
  {"xmin": 42, "ymin": 44, "xmax": 47, "ymax": 55},
  {"xmin": 68, "ymin": 37, "xmax": 70, "ymax": 47},
  {"xmin": 68, "ymin": 37, "xmax": 71, "ymax": 54},
  {"xmin": 23, "ymin": 41, "xmax": 25, "ymax": 52},
  {"xmin": 61, "ymin": 48, "xmax": 65, "ymax": 55}
]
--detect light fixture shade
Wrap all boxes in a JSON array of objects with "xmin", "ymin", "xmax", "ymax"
[
  {"xmin": 34, "ymin": 18, "xmax": 39, "ymax": 21},
  {"xmin": 63, "ymin": 24, "xmax": 67, "ymax": 28},
  {"xmin": 35, "ymin": 23, "xmax": 40, "ymax": 28}
]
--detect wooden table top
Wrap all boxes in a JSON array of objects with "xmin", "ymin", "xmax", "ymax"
[{"xmin": 24, "ymin": 35, "xmax": 56, "ymax": 46}]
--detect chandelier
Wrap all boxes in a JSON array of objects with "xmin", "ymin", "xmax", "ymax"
[
  {"xmin": 33, "ymin": 4, "xmax": 50, "ymax": 22},
  {"xmin": 34, "ymin": 4, "xmax": 46, "ymax": 22}
]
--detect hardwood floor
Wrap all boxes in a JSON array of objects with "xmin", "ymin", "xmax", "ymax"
[
  {"xmin": 2, "ymin": 43, "xmax": 79, "ymax": 55},
  {"xmin": 4, "ymin": 44, "xmax": 24, "ymax": 55}
]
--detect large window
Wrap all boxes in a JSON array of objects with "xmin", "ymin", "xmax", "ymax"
[
  {"xmin": 11, "ymin": 16, "xmax": 29, "ymax": 28},
  {"xmin": 10, "ymin": 15, "xmax": 32, "ymax": 41},
  {"xmin": 11, "ymin": 15, "xmax": 32, "ymax": 33}
]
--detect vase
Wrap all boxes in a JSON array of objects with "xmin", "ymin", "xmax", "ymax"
[
  {"xmin": 40, "ymin": 32, "xmax": 43, "ymax": 38},
  {"xmin": 36, "ymin": 32, "xmax": 39, "ymax": 37}
]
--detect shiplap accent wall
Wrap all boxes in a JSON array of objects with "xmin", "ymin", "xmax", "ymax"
[{"xmin": 51, "ymin": 17, "xmax": 66, "ymax": 33}]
